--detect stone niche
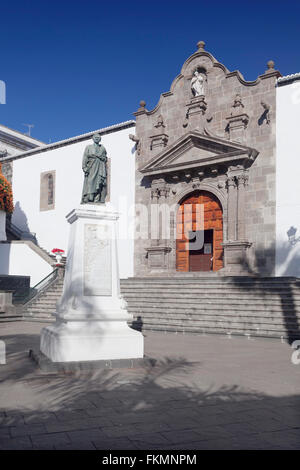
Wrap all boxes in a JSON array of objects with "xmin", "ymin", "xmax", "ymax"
[{"xmin": 133, "ymin": 40, "xmax": 281, "ymax": 276}]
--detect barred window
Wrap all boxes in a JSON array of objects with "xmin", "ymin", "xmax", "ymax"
[{"xmin": 40, "ymin": 170, "xmax": 55, "ymax": 211}]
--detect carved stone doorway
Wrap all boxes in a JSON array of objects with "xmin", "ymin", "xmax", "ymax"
[{"xmin": 176, "ymin": 191, "xmax": 223, "ymax": 272}]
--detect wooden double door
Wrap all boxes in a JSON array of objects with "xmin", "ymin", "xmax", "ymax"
[{"xmin": 176, "ymin": 191, "xmax": 223, "ymax": 272}]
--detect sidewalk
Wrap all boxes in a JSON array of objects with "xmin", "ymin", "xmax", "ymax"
[{"xmin": 0, "ymin": 321, "xmax": 299, "ymax": 450}]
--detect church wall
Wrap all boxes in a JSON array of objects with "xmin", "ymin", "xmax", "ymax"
[
  {"xmin": 134, "ymin": 43, "xmax": 279, "ymax": 276},
  {"xmin": 276, "ymin": 77, "xmax": 300, "ymax": 276},
  {"xmin": 10, "ymin": 126, "xmax": 136, "ymax": 280}
]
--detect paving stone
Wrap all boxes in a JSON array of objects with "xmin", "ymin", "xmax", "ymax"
[
  {"xmin": 0, "ymin": 415, "xmax": 25, "ymax": 427},
  {"xmin": 46, "ymin": 416, "xmax": 112, "ymax": 433},
  {"xmin": 23, "ymin": 412, "xmax": 58, "ymax": 425},
  {"xmin": 1, "ymin": 325, "xmax": 300, "ymax": 450},
  {"xmin": 101, "ymin": 424, "xmax": 140, "ymax": 438},
  {"xmin": 9, "ymin": 423, "xmax": 47, "ymax": 437},
  {"xmin": 0, "ymin": 428, "xmax": 11, "ymax": 439},
  {"xmin": 31, "ymin": 432, "xmax": 70, "ymax": 448},
  {"xmin": 134, "ymin": 421, "xmax": 171, "ymax": 434},
  {"xmin": 55, "ymin": 410, "xmax": 89, "ymax": 421},
  {"xmin": 128, "ymin": 433, "xmax": 171, "ymax": 450},
  {"xmin": 93, "ymin": 437, "xmax": 137, "ymax": 450},
  {"xmin": 67, "ymin": 428, "xmax": 106, "ymax": 441},
  {"xmin": 162, "ymin": 429, "xmax": 204, "ymax": 444},
  {"xmin": 85, "ymin": 407, "xmax": 116, "ymax": 418},
  {"xmin": 55, "ymin": 441, "xmax": 96, "ymax": 450},
  {"xmin": 0, "ymin": 436, "xmax": 33, "ymax": 450},
  {"xmin": 220, "ymin": 422, "xmax": 261, "ymax": 436}
]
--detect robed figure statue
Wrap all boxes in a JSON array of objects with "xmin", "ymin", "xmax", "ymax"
[
  {"xmin": 191, "ymin": 70, "xmax": 204, "ymax": 97},
  {"xmin": 81, "ymin": 133, "xmax": 107, "ymax": 204}
]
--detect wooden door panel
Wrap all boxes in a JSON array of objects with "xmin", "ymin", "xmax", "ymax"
[{"xmin": 176, "ymin": 190, "xmax": 223, "ymax": 272}]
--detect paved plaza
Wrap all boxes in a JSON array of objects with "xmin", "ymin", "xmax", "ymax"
[{"xmin": 0, "ymin": 321, "xmax": 299, "ymax": 450}]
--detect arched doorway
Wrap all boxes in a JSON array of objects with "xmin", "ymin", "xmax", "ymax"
[{"xmin": 176, "ymin": 190, "xmax": 223, "ymax": 272}]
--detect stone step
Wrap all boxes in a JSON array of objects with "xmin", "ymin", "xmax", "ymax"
[
  {"xmin": 129, "ymin": 322, "xmax": 300, "ymax": 339},
  {"xmin": 121, "ymin": 278, "xmax": 300, "ymax": 286},
  {"xmin": 130, "ymin": 322, "xmax": 299, "ymax": 334},
  {"xmin": 122, "ymin": 290, "xmax": 300, "ymax": 299},
  {"xmin": 121, "ymin": 283, "xmax": 300, "ymax": 291},
  {"xmin": 0, "ymin": 314, "xmax": 23, "ymax": 322},
  {"xmin": 25, "ymin": 308, "xmax": 55, "ymax": 315},
  {"xmin": 130, "ymin": 314, "xmax": 299, "ymax": 329},
  {"xmin": 128, "ymin": 308, "xmax": 300, "ymax": 320},
  {"xmin": 128, "ymin": 317, "xmax": 300, "ymax": 329},
  {"xmin": 24, "ymin": 310, "xmax": 54, "ymax": 318},
  {"xmin": 124, "ymin": 294, "xmax": 300, "ymax": 305},
  {"xmin": 25, "ymin": 301, "xmax": 58, "ymax": 308},
  {"xmin": 127, "ymin": 298, "xmax": 300, "ymax": 314},
  {"xmin": 23, "ymin": 316, "xmax": 54, "ymax": 323},
  {"xmin": 129, "ymin": 313, "xmax": 300, "ymax": 327}
]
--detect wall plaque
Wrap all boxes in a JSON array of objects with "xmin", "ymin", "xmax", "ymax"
[{"xmin": 84, "ymin": 224, "xmax": 112, "ymax": 296}]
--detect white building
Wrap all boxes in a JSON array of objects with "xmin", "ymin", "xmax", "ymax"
[
  {"xmin": 276, "ymin": 73, "xmax": 300, "ymax": 277},
  {"xmin": 0, "ymin": 120, "xmax": 136, "ymax": 285}
]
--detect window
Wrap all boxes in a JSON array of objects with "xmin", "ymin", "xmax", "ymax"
[{"xmin": 40, "ymin": 170, "xmax": 55, "ymax": 211}]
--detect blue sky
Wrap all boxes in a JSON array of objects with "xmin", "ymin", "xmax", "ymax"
[{"xmin": 1, "ymin": 0, "xmax": 300, "ymax": 143}]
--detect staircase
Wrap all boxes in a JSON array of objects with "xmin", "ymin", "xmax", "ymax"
[
  {"xmin": 22, "ymin": 274, "xmax": 64, "ymax": 322},
  {"xmin": 120, "ymin": 276, "xmax": 300, "ymax": 340},
  {"xmin": 19, "ymin": 275, "xmax": 300, "ymax": 340}
]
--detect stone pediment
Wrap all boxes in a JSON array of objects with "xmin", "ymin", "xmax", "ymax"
[{"xmin": 139, "ymin": 131, "xmax": 258, "ymax": 176}]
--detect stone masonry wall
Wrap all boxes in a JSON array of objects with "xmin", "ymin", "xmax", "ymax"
[{"xmin": 133, "ymin": 41, "xmax": 280, "ymax": 276}]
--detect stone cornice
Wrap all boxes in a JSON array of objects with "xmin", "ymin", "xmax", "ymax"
[{"xmin": 139, "ymin": 130, "xmax": 258, "ymax": 176}]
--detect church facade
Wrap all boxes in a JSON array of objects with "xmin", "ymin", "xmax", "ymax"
[
  {"xmin": 133, "ymin": 41, "xmax": 299, "ymax": 278},
  {"xmin": 1, "ymin": 41, "xmax": 300, "ymax": 285}
]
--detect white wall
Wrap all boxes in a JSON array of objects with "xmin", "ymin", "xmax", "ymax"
[
  {"xmin": 276, "ymin": 80, "xmax": 300, "ymax": 276},
  {"xmin": 0, "ymin": 243, "xmax": 52, "ymax": 286},
  {"xmin": 11, "ymin": 126, "xmax": 136, "ymax": 279}
]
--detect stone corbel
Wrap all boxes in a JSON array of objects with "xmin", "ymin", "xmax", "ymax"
[
  {"xmin": 185, "ymin": 95, "xmax": 207, "ymax": 119},
  {"xmin": 226, "ymin": 94, "xmax": 249, "ymax": 143},
  {"xmin": 258, "ymin": 102, "xmax": 271, "ymax": 125},
  {"xmin": 150, "ymin": 133, "xmax": 169, "ymax": 151},
  {"xmin": 151, "ymin": 187, "xmax": 161, "ymax": 201},
  {"xmin": 150, "ymin": 114, "xmax": 169, "ymax": 151},
  {"xmin": 150, "ymin": 178, "xmax": 169, "ymax": 201},
  {"xmin": 129, "ymin": 134, "xmax": 141, "ymax": 155}
]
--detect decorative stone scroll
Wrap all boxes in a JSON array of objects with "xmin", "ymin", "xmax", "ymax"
[
  {"xmin": 226, "ymin": 94, "xmax": 249, "ymax": 142},
  {"xmin": 150, "ymin": 114, "xmax": 169, "ymax": 151}
]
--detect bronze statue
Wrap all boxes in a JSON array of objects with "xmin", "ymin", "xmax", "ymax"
[{"xmin": 81, "ymin": 133, "xmax": 107, "ymax": 204}]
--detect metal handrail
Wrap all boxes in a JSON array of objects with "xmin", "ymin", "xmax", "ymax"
[{"xmin": 15, "ymin": 268, "xmax": 59, "ymax": 305}]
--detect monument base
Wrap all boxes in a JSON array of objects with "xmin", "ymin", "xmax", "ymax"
[
  {"xmin": 40, "ymin": 320, "xmax": 143, "ymax": 363},
  {"xmin": 30, "ymin": 348, "xmax": 153, "ymax": 373},
  {"xmin": 39, "ymin": 203, "xmax": 144, "ymax": 363}
]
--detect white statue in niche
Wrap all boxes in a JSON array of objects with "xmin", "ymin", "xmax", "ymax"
[{"xmin": 191, "ymin": 70, "xmax": 205, "ymax": 96}]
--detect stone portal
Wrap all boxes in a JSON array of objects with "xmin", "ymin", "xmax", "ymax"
[{"xmin": 176, "ymin": 190, "xmax": 223, "ymax": 272}]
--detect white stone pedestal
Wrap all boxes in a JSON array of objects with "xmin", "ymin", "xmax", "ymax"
[
  {"xmin": 40, "ymin": 204, "xmax": 144, "ymax": 362},
  {"xmin": 0, "ymin": 211, "xmax": 7, "ymax": 241}
]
